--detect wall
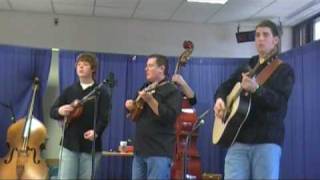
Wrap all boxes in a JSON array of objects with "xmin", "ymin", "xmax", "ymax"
[
  {"xmin": 0, "ymin": 11, "xmax": 292, "ymax": 58},
  {"xmin": 42, "ymin": 50, "xmax": 61, "ymax": 159}
]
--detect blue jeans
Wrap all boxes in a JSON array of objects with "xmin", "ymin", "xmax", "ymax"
[
  {"xmin": 58, "ymin": 147, "xmax": 102, "ymax": 179},
  {"xmin": 132, "ymin": 155, "xmax": 172, "ymax": 180},
  {"xmin": 224, "ymin": 143, "xmax": 281, "ymax": 180}
]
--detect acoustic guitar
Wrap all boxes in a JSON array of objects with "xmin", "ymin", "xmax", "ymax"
[{"xmin": 212, "ymin": 49, "xmax": 280, "ymax": 147}]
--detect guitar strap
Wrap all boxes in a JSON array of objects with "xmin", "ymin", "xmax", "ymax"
[{"xmin": 255, "ymin": 59, "xmax": 283, "ymax": 85}]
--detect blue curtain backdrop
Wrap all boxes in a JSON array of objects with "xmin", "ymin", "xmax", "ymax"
[
  {"xmin": 58, "ymin": 40, "xmax": 320, "ymax": 179},
  {"xmin": 279, "ymin": 40, "xmax": 320, "ymax": 179},
  {"xmin": 0, "ymin": 44, "xmax": 52, "ymax": 157}
]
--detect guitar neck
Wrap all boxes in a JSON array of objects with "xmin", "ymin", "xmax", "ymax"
[
  {"xmin": 248, "ymin": 62, "xmax": 260, "ymax": 78},
  {"xmin": 248, "ymin": 49, "xmax": 278, "ymax": 77}
]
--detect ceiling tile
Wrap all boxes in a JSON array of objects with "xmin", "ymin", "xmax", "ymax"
[
  {"xmin": 54, "ymin": 4, "xmax": 93, "ymax": 16},
  {"xmin": 207, "ymin": 0, "xmax": 274, "ymax": 23},
  {"xmin": 134, "ymin": 0, "xmax": 183, "ymax": 20},
  {"xmin": 255, "ymin": 0, "xmax": 314, "ymax": 18},
  {"xmin": 96, "ymin": 0, "xmax": 139, "ymax": 8},
  {"xmin": 95, "ymin": 6, "xmax": 134, "ymax": 18},
  {"xmin": 0, "ymin": 0, "xmax": 11, "ymax": 10},
  {"xmin": 95, "ymin": 0, "xmax": 138, "ymax": 17},
  {"xmin": 171, "ymin": 2, "xmax": 222, "ymax": 23},
  {"xmin": 10, "ymin": 0, "xmax": 51, "ymax": 13},
  {"xmin": 53, "ymin": 0, "xmax": 94, "ymax": 6},
  {"xmin": 257, "ymin": 0, "xmax": 312, "ymax": 17}
]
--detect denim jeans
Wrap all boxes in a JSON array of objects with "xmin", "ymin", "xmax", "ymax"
[
  {"xmin": 132, "ymin": 155, "xmax": 172, "ymax": 180},
  {"xmin": 58, "ymin": 147, "xmax": 102, "ymax": 180},
  {"xmin": 224, "ymin": 143, "xmax": 282, "ymax": 180}
]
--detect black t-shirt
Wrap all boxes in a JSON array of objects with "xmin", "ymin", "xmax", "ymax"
[{"xmin": 134, "ymin": 81, "xmax": 182, "ymax": 158}]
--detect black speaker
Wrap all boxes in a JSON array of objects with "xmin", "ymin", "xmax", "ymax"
[{"xmin": 236, "ymin": 31, "xmax": 255, "ymax": 43}]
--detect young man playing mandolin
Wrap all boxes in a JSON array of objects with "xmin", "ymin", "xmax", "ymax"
[
  {"xmin": 125, "ymin": 54, "xmax": 182, "ymax": 179},
  {"xmin": 213, "ymin": 20, "xmax": 295, "ymax": 179},
  {"xmin": 50, "ymin": 53, "xmax": 110, "ymax": 179}
]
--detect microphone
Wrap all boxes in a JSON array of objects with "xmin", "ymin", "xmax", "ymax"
[
  {"xmin": 32, "ymin": 76, "xmax": 40, "ymax": 91},
  {"xmin": 82, "ymin": 73, "xmax": 116, "ymax": 101},
  {"xmin": 106, "ymin": 72, "xmax": 116, "ymax": 88},
  {"xmin": 0, "ymin": 102, "xmax": 16, "ymax": 123},
  {"xmin": 191, "ymin": 109, "xmax": 210, "ymax": 132},
  {"xmin": 0, "ymin": 102, "xmax": 9, "ymax": 108},
  {"xmin": 33, "ymin": 76, "xmax": 40, "ymax": 85},
  {"xmin": 191, "ymin": 119, "xmax": 205, "ymax": 132},
  {"xmin": 197, "ymin": 109, "xmax": 210, "ymax": 121}
]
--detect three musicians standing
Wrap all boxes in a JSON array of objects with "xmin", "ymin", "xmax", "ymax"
[{"xmin": 49, "ymin": 19, "xmax": 294, "ymax": 180}]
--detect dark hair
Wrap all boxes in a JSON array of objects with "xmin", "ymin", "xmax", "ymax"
[
  {"xmin": 147, "ymin": 54, "xmax": 169, "ymax": 76},
  {"xmin": 256, "ymin": 20, "xmax": 279, "ymax": 37},
  {"xmin": 76, "ymin": 52, "xmax": 98, "ymax": 78}
]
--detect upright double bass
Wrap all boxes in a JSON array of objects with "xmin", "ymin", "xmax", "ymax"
[
  {"xmin": 0, "ymin": 78, "xmax": 48, "ymax": 179},
  {"xmin": 171, "ymin": 41, "xmax": 202, "ymax": 179}
]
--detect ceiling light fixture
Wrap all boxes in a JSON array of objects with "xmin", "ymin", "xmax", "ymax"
[{"xmin": 186, "ymin": 0, "xmax": 228, "ymax": 4}]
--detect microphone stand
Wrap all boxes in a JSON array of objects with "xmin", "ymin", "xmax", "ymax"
[
  {"xmin": 91, "ymin": 88, "xmax": 100, "ymax": 180},
  {"xmin": 0, "ymin": 102, "xmax": 16, "ymax": 123},
  {"xmin": 90, "ymin": 80, "xmax": 107, "ymax": 180},
  {"xmin": 91, "ymin": 74, "xmax": 116, "ymax": 180},
  {"xmin": 183, "ymin": 109, "xmax": 209, "ymax": 180},
  {"xmin": 58, "ymin": 117, "xmax": 68, "ymax": 178}
]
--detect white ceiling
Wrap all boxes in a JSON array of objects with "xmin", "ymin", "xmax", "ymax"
[{"xmin": 0, "ymin": 0, "xmax": 319, "ymax": 26}]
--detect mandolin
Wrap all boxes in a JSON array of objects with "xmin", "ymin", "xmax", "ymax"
[{"xmin": 127, "ymin": 81, "xmax": 158, "ymax": 121}]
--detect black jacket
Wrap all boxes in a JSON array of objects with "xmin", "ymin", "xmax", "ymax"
[
  {"xmin": 50, "ymin": 82, "xmax": 110, "ymax": 153},
  {"xmin": 215, "ymin": 56, "xmax": 295, "ymax": 146}
]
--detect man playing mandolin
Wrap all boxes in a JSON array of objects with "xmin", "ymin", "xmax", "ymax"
[
  {"xmin": 50, "ymin": 53, "xmax": 110, "ymax": 179},
  {"xmin": 125, "ymin": 54, "xmax": 182, "ymax": 179},
  {"xmin": 213, "ymin": 20, "xmax": 295, "ymax": 179}
]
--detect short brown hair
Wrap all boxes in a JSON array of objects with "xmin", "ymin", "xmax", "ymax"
[
  {"xmin": 256, "ymin": 20, "xmax": 279, "ymax": 37},
  {"xmin": 76, "ymin": 52, "xmax": 97, "ymax": 70},
  {"xmin": 147, "ymin": 54, "xmax": 169, "ymax": 76},
  {"xmin": 76, "ymin": 52, "xmax": 98, "ymax": 77}
]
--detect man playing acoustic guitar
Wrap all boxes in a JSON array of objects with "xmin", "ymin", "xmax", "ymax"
[{"xmin": 213, "ymin": 20, "xmax": 295, "ymax": 179}]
